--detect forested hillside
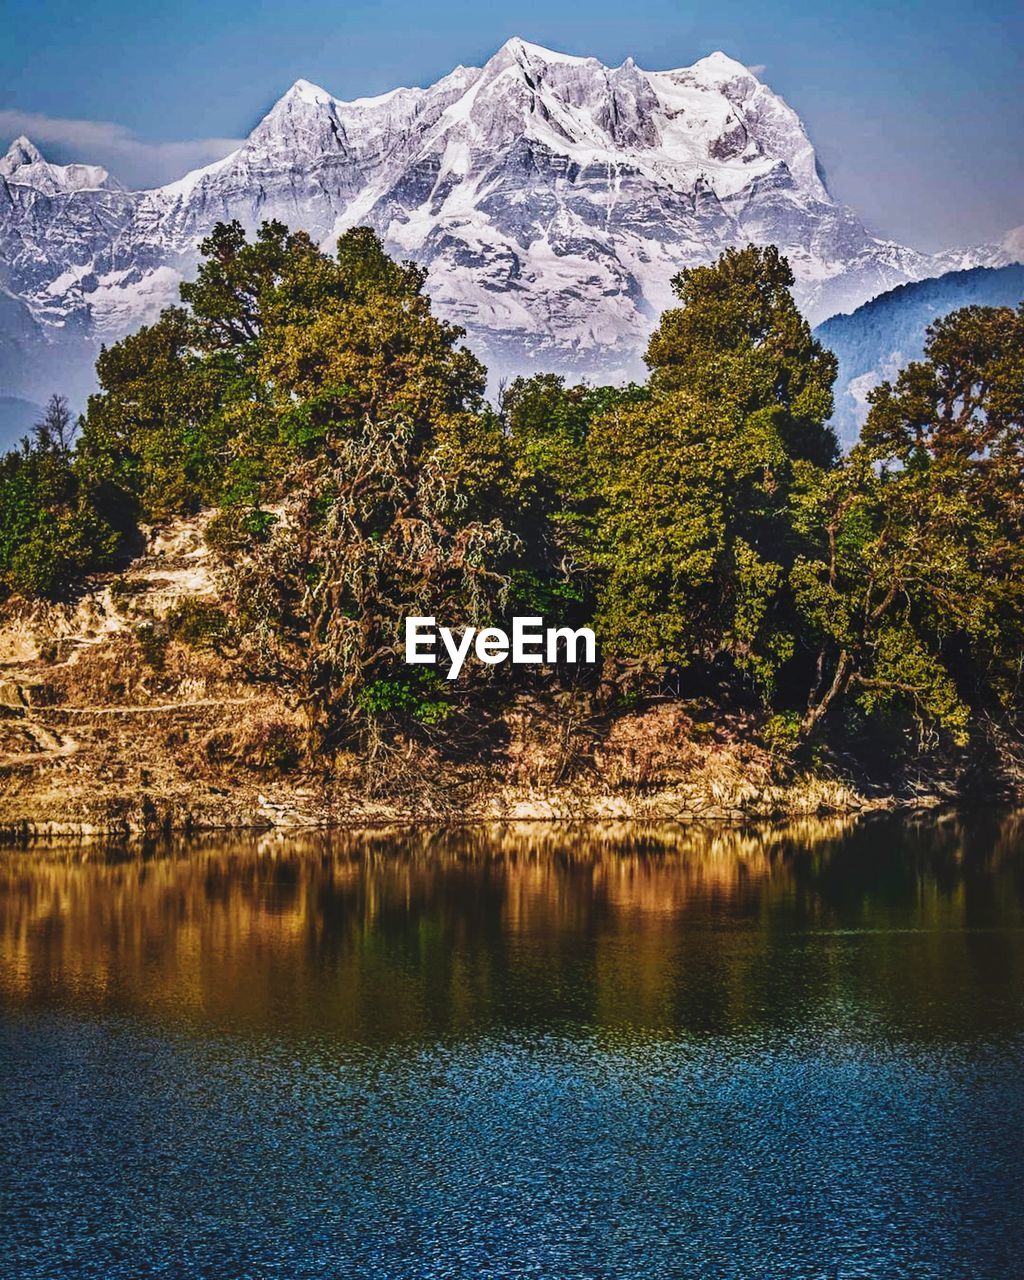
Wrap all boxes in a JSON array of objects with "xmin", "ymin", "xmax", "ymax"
[
  {"xmin": 817, "ymin": 264, "xmax": 1024, "ymax": 447},
  {"xmin": 2, "ymin": 224, "xmax": 1023, "ymax": 829}
]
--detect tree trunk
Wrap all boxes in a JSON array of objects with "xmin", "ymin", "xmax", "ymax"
[{"xmin": 801, "ymin": 648, "xmax": 853, "ymax": 738}]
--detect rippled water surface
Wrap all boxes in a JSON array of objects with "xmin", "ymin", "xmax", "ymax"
[{"xmin": 2, "ymin": 814, "xmax": 1023, "ymax": 1278}]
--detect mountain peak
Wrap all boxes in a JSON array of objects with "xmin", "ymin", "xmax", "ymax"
[
  {"xmin": 0, "ymin": 136, "xmax": 119, "ymax": 194},
  {"xmin": 690, "ymin": 51, "xmax": 756, "ymax": 79},
  {"xmin": 277, "ymin": 78, "xmax": 336, "ymax": 108},
  {"xmin": 492, "ymin": 36, "xmax": 590, "ymax": 67},
  {"xmin": 2, "ymin": 135, "xmax": 46, "ymax": 171}
]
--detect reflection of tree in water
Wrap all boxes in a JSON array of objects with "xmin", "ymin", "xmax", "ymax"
[{"xmin": 0, "ymin": 812, "xmax": 1022, "ymax": 1043}]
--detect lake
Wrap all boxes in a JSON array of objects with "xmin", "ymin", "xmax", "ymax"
[{"xmin": 1, "ymin": 813, "xmax": 1023, "ymax": 1278}]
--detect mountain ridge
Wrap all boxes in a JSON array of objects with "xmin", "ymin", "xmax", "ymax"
[
  {"xmin": 816, "ymin": 263, "xmax": 1024, "ymax": 448},
  {"xmin": 1, "ymin": 37, "xmax": 1020, "ymax": 410}
]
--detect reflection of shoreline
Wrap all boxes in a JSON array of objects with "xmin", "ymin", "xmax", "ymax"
[
  {"xmin": 0, "ymin": 810, "xmax": 923, "ymax": 862},
  {"xmin": 1, "ymin": 813, "xmax": 1022, "ymax": 1043}
]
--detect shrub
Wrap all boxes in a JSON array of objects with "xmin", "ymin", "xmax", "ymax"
[{"xmin": 166, "ymin": 599, "xmax": 230, "ymax": 650}]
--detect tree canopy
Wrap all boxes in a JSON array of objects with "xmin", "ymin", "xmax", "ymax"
[
  {"xmin": 585, "ymin": 245, "xmax": 838, "ymax": 691},
  {"xmin": 2, "ymin": 225, "xmax": 1022, "ymax": 780}
]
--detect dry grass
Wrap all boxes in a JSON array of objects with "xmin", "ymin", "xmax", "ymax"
[{"xmin": 0, "ymin": 512, "xmax": 882, "ymax": 833}]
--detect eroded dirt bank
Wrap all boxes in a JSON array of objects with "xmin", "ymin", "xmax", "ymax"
[{"xmin": 0, "ymin": 515, "xmax": 949, "ymax": 837}]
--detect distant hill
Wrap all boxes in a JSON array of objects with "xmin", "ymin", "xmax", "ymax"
[
  {"xmin": 0, "ymin": 394, "xmax": 43, "ymax": 453},
  {"xmin": 815, "ymin": 264, "xmax": 1024, "ymax": 449}
]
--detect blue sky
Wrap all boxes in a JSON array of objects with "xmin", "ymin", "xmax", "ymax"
[{"xmin": 2, "ymin": 0, "xmax": 1021, "ymax": 250}]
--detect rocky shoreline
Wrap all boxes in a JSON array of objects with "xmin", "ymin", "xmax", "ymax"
[{"xmin": 0, "ymin": 764, "xmax": 945, "ymax": 842}]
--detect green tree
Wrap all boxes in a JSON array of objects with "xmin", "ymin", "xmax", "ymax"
[
  {"xmin": 0, "ymin": 408, "xmax": 118, "ymax": 600},
  {"xmin": 500, "ymin": 374, "xmax": 644, "ymax": 619},
  {"xmin": 193, "ymin": 223, "xmax": 519, "ymax": 748},
  {"xmin": 77, "ymin": 221, "xmax": 350, "ymax": 522},
  {"xmin": 225, "ymin": 422, "xmax": 515, "ymax": 751},
  {"xmin": 32, "ymin": 221, "xmax": 519, "ymax": 744},
  {"xmin": 588, "ymin": 245, "xmax": 837, "ymax": 691},
  {"xmin": 793, "ymin": 303, "xmax": 1024, "ymax": 746},
  {"xmin": 77, "ymin": 306, "xmax": 229, "ymax": 522},
  {"xmin": 646, "ymin": 244, "xmax": 837, "ymax": 467}
]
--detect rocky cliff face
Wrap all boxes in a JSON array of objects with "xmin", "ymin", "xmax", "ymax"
[{"xmin": 1, "ymin": 37, "xmax": 1019, "ymax": 415}]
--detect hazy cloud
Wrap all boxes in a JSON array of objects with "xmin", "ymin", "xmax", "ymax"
[
  {"xmin": 0, "ymin": 109, "xmax": 242, "ymax": 190},
  {"xmin": 746, "ymin": 64, "xmax": 767, "ymax": 77}
]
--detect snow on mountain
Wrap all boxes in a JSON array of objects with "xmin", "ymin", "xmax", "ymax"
[
  {"xmin": 814, "ymin": 263, "xmax": 1024, "ymax": 449},
  {"xmin": 0, "ymin": 135, "xmax": 122, "ymax": 196},
  {"xmin": 0, "ymin": 38, "xmax": 1020, "ymax": 407},
  {"xmin": 933, "ymin": 226, "xmax": 1024, "ymax": 276}
]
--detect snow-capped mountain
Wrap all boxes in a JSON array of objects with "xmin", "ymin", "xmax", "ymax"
[
  {"xmin": 0, "ymin": 136, "xmax": 123, "ymax": 197},
  {"xmin": 0, "ymin": 37, "xmax": 1020, "ymax": 414}
]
